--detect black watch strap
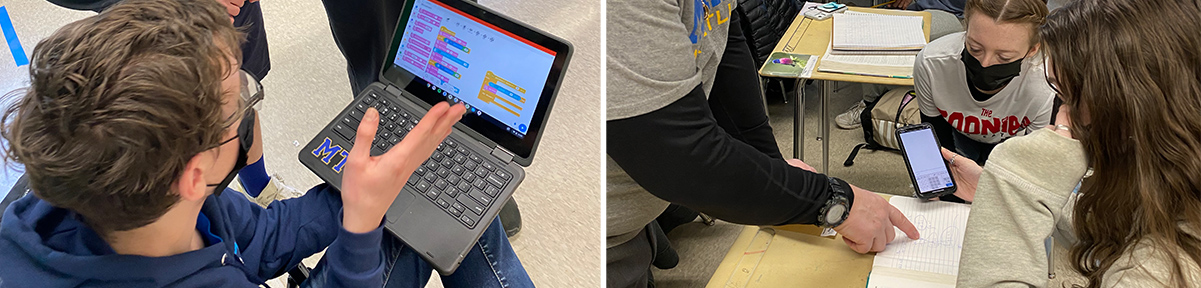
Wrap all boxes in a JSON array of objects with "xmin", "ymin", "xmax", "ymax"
[
  {"xmin": 818, "ymin": 177, "xmax": 853, "ymax": 228},
  {"xmin": 829, "ymin": 176, "xmax": 853, "ymax": 210}
]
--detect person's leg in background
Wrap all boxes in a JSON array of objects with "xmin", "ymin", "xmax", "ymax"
[
  {"xmin": 437, "ymin": 217, "xmax": 533, "ymax": 287},
  {"xmin": 232, "ymin": 1, "xmax": 277, "ymax": 198},
  {"xmin": 924, "ymin": 9, "xmax": 965, "ymax": 41},
  {"xmin": 317, "ymin": 0, "xmax": 401, "ymax": 96},
  {"xmin": 835, "ymin": 84, "xmax": 893, "ymax": 129},
  {"xmin": 302, "ymin": 217, "xmax": 531, "ymax": 288},
  {"xmin": 606, "ymin": 225, "xmax": 659, "ymax": 288},
  {"xmin": 235, "ymin": 105, "xmax": 303, "ymax": 207},
  {"xmin": 319, "ymin": 0, "xmax": 522, "ymax": 237},
  {"xmin": 236, "ymin": 1, "xmax": 271, "ymax": 80}
]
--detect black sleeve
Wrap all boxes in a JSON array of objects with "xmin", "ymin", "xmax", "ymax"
[
  {"xmin": 608, "ymin": 85, "xmax": 833, "ymax": 226},
  {"xmin": 922, "ymin": 114, "xmax": 956, "ymax": 151}
]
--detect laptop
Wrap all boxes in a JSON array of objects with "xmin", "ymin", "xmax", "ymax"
[{"xmin": 299, "ymin": 0, "xmax": 571, "ymax": 274}]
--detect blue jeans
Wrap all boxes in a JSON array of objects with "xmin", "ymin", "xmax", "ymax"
[{"xmin": 304, "ymin": 217, "xmax": 533, "ymax": 288}]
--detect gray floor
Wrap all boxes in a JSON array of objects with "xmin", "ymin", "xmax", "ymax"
[
  {"xmin": 652, "ymin": 82, "xmax": 1088, "ymax": 287},
  {"xmin": 0, "ymin": 0, "xmax": 599, "ymax": 287}
]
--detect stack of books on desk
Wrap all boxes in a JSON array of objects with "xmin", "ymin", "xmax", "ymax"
[{"xmin": 819, "ymin": 12, "xmax": 927, "ymax": 78}]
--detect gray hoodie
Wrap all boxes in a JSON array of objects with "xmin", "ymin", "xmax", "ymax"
[{"xmin": 958, "ymin": 129, "xmax": 1201, "ymax": 287}]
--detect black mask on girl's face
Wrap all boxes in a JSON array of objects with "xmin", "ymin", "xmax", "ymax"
[{"xmin": 961, "ymin": 48, "xmax": 1024, "ymax": 92}]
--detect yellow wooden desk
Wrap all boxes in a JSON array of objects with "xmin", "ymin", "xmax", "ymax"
[
  {"xmin": 704, "ymin": 225, "xmax": 873, "ymax": 288},
  {"xmin": 703, "ymin": 195, "xmax": 895, "ymax": 288},
  {"xmin": 762, "ymin": 7, "xmax": 931, "ymax": 173}
]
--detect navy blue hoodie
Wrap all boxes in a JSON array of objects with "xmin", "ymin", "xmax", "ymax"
[{"xmin": 0, "ymin": 185, "xmax": 386, "ymax": 287}]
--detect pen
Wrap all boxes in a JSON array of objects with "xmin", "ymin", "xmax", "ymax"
[
  {"xmin": 828, "ymin": 71, "xmax": 912, "ymax": 79},
  {"xmin": 870, "ymin": 0, "xmax": 896, "ymax": 8}
]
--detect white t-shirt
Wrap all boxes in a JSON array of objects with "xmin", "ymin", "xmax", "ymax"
[{"xmin": 914, "ymin": 32, "xmax": 1056, "ymax": 144}]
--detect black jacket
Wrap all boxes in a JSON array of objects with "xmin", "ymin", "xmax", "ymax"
[{"xmin": 734, "ymin": 0, "xmax": 803, "ymax": 67}]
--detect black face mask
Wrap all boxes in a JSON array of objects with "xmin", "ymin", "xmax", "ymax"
[
  {"xmin": 961, "ymin": 48, "xmax": 1024, "ymax": 92},
  {"xmin": 206, "ymin": 109, "xmax": 255, "ymax": 197}
]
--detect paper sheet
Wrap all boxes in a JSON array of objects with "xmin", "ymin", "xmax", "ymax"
[
  {"xmin": 867, "ymin": 267, "xmax": 956, "ymax": 288},
  {"xmin": 818, "ymin": 43, "xmax": 916, "ymax": 77},
  {"xmin": 823, "ymin": 54, "xmax": 916, "ymax": 67},
  {"xmin": 831, "ymin": 13, "xmax": 926, "ymax": 50},
  {"xmin": 872, "ymin": 197, "xmax": 971, "ymax": 276}
]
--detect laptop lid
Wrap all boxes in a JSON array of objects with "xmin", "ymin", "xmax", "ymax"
[{"xmin": 381, "ymin": 0, "xmax": 572, "ymax": 166}]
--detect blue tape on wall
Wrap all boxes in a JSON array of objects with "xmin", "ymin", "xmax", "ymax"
[{"xmin": 0, "ymin": 6, "xmax": 29, "ymax": 67}]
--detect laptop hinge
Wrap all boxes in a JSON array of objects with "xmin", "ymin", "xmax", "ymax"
[
  {"xmin": 384, "ymin": 83, "xmax": 402, "ymax": 96},
  {"xmin": 490, "ymin": 147, "xmax": 514, "ymax": 163}
]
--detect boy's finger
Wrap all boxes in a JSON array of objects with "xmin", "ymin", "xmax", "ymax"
[
  {"xmin": 409, "ymin": 102, "xmax": 451, "ymax": 137},
  {"xmin": 383, "ymin": 102, "xmax": 452, "ymax": 163},
  {"xmin": 351, "ymin": 108, "xmax": 380, "ymax": 160},
  {"xmin": 434, "ymin": 104, "xmax": 466, "ymax": 137}
]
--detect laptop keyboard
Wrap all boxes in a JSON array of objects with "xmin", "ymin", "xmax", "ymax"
[{"xmin": 329, "ymin": 91, "xmax": 513, "ymax": 229}]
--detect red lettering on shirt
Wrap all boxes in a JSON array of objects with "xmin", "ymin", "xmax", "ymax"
[
  {"xmin": 937, "ymin": 109, "xmax": 1033, "ymax": 136},
  {"xmin": 964, "ymin": 115, "xmax": 980, "ymax": 134},
  {"xmin": 981, "ymin": 116, "xmax": 1002, "ymax": 135}
]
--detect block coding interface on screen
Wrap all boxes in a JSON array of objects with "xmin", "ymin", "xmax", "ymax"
[
  {"xmin": 900, "ymin": 128, "xmax": 954, "ymax": 193},
  {"xmin": 393, "ymin": 0, "xmax": 556, "ymax": 139}
]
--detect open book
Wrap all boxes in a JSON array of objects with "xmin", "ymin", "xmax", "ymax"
[{"xmin": 866, "ymin": 196, "xmax": 970, "ymax": 288}]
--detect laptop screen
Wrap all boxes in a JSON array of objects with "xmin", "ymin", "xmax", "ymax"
[{"xmin": 391, "ymin": 0, "xmax": 555, "ymax": 140}]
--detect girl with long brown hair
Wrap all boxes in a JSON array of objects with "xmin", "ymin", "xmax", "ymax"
[{"xmin": 950, "ymin": 0, "xmax": 1201, "ymax": 286}]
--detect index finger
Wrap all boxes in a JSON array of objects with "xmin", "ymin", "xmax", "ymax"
[
  {"xmin": 431, "ymin": 103, "xmax": 467, "ymax": 137},
  {"xmin": 411, "ymin": 102, "xmax": 464, "ymax": 140},
  {"xmin": 382, "ymin": 102, "xmax": 462, "ymax": 162},
  {"xmin": 350, "ymin": 108, "xmax": 380, "ymax": 160},
  {"xmin": 889, "ymin": 205, "xmax": 921, "ymax": 240}
]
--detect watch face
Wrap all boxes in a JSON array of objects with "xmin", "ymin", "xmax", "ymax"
[{"xmin": 826, "ymin": 205, "xmax": 847, "ymax": 224}]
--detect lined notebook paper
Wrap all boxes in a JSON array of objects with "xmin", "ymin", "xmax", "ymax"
[
  {"xmin": 831, "ymin": 13, "xmax": 926, "ymax": 54},
  {"xmin": 866, "ymin": 196, "xmax": 970, "ymax": 288}
]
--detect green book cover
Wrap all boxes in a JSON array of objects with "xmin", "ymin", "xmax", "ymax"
[{"xmin": 760, "ymin": 52, "xmax": 816, "ymax": 78}]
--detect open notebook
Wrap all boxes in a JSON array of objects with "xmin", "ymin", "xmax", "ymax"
[
  {"xmin": 867, "ymin": 196, "xmax": 970, "ymax": 288},
  {"xmin": 831, "ymin": 12, "xmax": 926, "ymax": 55},
  {"xmin": 819, "ymin": 11, "xmax": 923, "ymax": 78}
]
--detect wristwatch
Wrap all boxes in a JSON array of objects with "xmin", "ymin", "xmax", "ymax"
[{"xmin": 817, "ymin": 177, "xmax": 853, "ymax": 228}]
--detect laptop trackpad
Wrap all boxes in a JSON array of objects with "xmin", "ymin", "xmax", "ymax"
[{"xmin": 385, "ymin": 191, "xmax": 416, "ymax": 224}]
